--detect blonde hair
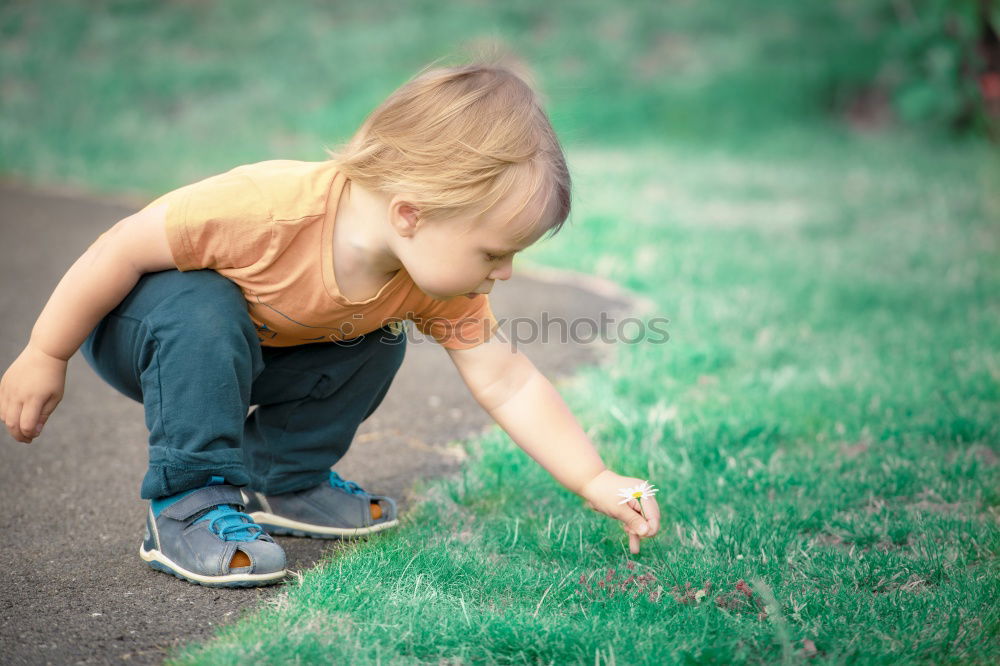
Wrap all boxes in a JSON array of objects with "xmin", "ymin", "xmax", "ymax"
[{"xmin": 325, "ymin": 55, "xmax": 570, "ymax": 239}]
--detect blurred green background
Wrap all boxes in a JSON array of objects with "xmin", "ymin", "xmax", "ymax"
[
  {"xmin": 1, "ymin": 0, "xmax": 998, "ymax": 196},
  {"xmin": 3, "ymin": 1, "xmax": 999, "ymax": 664}
]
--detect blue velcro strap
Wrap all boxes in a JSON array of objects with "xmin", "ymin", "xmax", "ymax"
[{"xmin": 159, "ymin": 485, "xmax": 245, "ymax": 521}]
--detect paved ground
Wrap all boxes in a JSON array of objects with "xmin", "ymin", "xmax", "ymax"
[{"xmin": 0, "ymin": 183, "xmax": 639, "ymax": 665}]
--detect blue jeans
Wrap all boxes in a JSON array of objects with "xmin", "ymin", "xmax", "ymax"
[{"xmin": 80, "ymin": 269, "xmax": 406, "ymax": 500}]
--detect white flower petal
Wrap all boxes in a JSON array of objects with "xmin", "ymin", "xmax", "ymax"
[{"xmin": 616, "ymin": 481, "xmax": 660, "ymax": 503}]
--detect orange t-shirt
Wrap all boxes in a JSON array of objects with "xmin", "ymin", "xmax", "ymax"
[{"xmin": 137, "ymin": 159, "xmax": 498, "ymax": 350}]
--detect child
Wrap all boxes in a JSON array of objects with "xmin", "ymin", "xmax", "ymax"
[{"xmin": 0, "ymin": 60, "xmax": 660, "ymax": 587}]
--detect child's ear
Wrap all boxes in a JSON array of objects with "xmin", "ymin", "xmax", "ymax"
[{"xmin": 389, "ymin": 196, "xmax": 421, "ymax": 237}]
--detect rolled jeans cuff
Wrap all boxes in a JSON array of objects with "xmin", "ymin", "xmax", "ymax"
[{"xmin": 141, "ymin": 446, "xmax": 250, "ymax": 499}]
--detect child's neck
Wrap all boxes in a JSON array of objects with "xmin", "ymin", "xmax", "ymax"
[{"xmin": 338, "ymin": 180, "xmax": 404, "ymax": 277}]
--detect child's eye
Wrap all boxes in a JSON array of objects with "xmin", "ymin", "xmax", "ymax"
[{"xmin": 485, "ymin": 253, "xmax": 502, "ymax": 261}]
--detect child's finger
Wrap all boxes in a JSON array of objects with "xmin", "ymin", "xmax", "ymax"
[
  {"xmin": 625, "ymin": 498, "xmax": 657, "ymax": 536},
  {"xmin": 629, "ymin": 531, "xmax": 640, "ymax": 554},
  {"xmin": 627, "ymin": 499, "xmax": 649, "ymax": 529},
  {"xmin": 641, "ymin": 497, "xmax": 662, "ymax": 534},
  {"xmin": 20, "ymin": 399, "xmax": 44, "ymax": 439},
  {"xmin": 5, "ymin": 400, "xmax": 24, "ymax": 441}
]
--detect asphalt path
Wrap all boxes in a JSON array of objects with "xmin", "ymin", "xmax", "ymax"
[{"xmin": 0, "ymin": 182, "xmax": 639, "ymax": 665}]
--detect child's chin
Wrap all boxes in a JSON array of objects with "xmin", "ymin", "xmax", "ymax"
[{"xmin": 424, "ymin": 288, "xmax": 468, "ymax": 301}]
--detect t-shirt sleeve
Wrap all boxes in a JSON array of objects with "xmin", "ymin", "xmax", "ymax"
[
  {"xmin": 411, "ymin": 294, "xmax": 500, "ymax": 350},
  {"xmin": 147, "ymin": 169, "xmax": 274, "ymax": 272}
]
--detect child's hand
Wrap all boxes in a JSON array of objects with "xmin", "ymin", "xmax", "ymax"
[
  {"xmin": 0, "ymin": 344, "xmax": 67, "ymax": 443},
  {"xmin": 580, "ymin": 469, "xmax": 661, "ymax": 554}
]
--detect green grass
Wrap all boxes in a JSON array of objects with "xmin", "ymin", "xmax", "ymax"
[{"xmin": 3, "ymin": 1, "xmax": 998, "ymax": 663}]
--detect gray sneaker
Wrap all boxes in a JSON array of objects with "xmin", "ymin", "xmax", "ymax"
[
  {"xmin": 243, "ymin": 471, "xmax": 399, "ymax": 539},
  {"xmin": 140, "ymin": 483, "xmax": 287, "ymax": 587}
]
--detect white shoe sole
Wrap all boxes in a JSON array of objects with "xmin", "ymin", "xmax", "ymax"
[
  {"xmin": 139, "ymin": 545, "xmax": 287, "ymax": 587},
  {"xmin": 249, "ymin": 511, "xmax": 399, "ymax": 538}
]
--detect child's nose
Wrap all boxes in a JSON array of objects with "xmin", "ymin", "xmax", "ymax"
[{"xmin": 489, "ymin": 258, "xmax": 514, "ymax": 281}]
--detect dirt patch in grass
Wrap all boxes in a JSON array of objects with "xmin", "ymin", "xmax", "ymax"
[
  {"xmin": 836, "ymin": 441, "xmax": 870, "ymax": 459},
  {"xmin": 807, "ymin": 531, "xmax": 917, "ymax": 556},
  {"xmin": 952, "ymin": 444, "xmax": 999, "ymax": 468},
  {"xmin": 576, "ymin": 562, "xmax": 664, "ymax": 603}
]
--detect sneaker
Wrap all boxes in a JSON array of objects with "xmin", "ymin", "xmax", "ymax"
[
  {"xmin": 243, "ymin": 471, "xmax": 399, "ymax": 539},
  {"xmin": 139, "ymin": 480, "xmax": 287, "ymax": 587}
]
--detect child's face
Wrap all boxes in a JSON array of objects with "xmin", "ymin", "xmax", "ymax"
[{"xmin": 394, "ymin": 192, "xmax": 550, "ymax": 301}]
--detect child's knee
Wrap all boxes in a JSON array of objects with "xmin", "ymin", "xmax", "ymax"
[
  {"xmin": 154, "ymin": 270, "xmax": 255, "ymax": 337},
  {"xmin": 176, "ymin": 270, "xmax": 245, "ymax": 314}
]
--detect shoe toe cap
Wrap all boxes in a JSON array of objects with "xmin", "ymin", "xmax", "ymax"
[
  {"xmin": 374, "ymin": 495, "xmax": 398, "ymax": 523},
  {"xmin": 240, "ymin": 539, "xmax": 286, "ymax": 574}
]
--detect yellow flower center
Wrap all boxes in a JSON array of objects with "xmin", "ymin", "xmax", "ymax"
[{"xmin": 631, "ymin": 491, "xmax": 643, "ymax": 498}]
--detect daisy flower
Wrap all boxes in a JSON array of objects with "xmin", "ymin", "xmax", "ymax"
[{"xmin": 616, "ymin": 480, "xmax": 658, "ymax": 505}]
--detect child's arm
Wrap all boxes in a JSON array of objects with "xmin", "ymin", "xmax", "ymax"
[
  {"xmin": 447, "ymin": 337, "xmax": 661, "ymax": 553},
  {"xmin": 0, "ymin": 203, "xmax": 176, "ymax": 443}
]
